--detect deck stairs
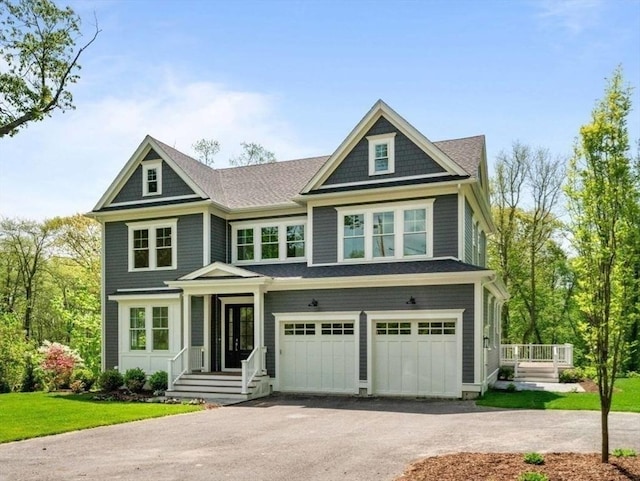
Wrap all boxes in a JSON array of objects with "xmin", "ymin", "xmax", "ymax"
[
  {"xmin": 166, "ymin": 372, "xmax": 270, "ymax": 402},
  {"xmin": 513, "ymin": 362, "xmax": 559, "ymax": 383}
]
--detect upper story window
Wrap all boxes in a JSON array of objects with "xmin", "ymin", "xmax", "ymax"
[
  {"xmin": 367, "ymin": 132, "xmax": 396, "ymax": 176},
  {"xmin": 127, "ymin": 218, "xmax": 177, "ymax": 271},
  {"xmin": 337, "ymin": 200, "xmax": 434, "ymax": 262},
  {"xmin": 142, "ymin": 160, "xmax": 162, "ymax": 197},
  {"xmin": 232, "ymin": 218, "xmax": 306, "ymax": 263}
]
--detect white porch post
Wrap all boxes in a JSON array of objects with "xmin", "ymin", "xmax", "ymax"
[
  {"xmin": 203, "ymin": 295, "xmax": 211, "ymax": 371},
  {"xmin": 254, "ymin": 286, "xmax": 265, "ymax": 374},
  {"xmin": 183, "ymin": 293, "xmax": 192, "ymax": 373}
]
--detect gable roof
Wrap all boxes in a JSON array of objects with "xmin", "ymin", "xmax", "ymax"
[{"xmin": 433, "ymin": 135, "xmax": 485, "ymax": 177}]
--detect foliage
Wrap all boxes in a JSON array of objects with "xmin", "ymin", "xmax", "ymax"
[
  {"xmin": 69, "ymin": 379, "xmax": 84, "ymax": 393},
  {"xmin": 0, "ymin": 312, "xmax": 30, "ymax": 391},
  {"xmin": 498, "ymin": 366, "xmax": 514, "ymax": 380},
  {"xmin": 192, "ymin": 138, "xmax": 220, "ymax": 166},
  {"xmin": 98, "ymin": 369, "xmax": 123, "ymax": 392},
  {"xmin": 20, "ymin": 352, "xmax": 40, "ymax": 391},
  {"xmin": 612, "ymin": 448, "xmax": 636, "ymax": 458},
  {"xmin": 518, "ymin": 472, "xmax": 548, "ymax": 481},
  {"xmin": 626, "ymin": 371, "xmax": 640, "ymax": 378},
  {"xmin": 565, "ymin": 66, "xmax": 639, "ymax": 463},
  {"xmin": 38, "ymin": 340, "xmax": 83, "ymax": 390},
  {"xmin": 229, "ymin": 142, "xmax": 276, "ymax": 166},
  {"xmin": 0, "ymin": 392, "xmax": 201, "ymax": 443},
  {"xmin": 123, "ymin": 367, "xmax": 146, "ymax": 393},
  {"xmin": 149, "ymin": 370, "xmax": 168, "ymax": 391},
  {"xmin": 559, "ymin": 368, "xmax": 585, "ymax": 383},
  {"xmin": 71, "ymin": 367, "xmax": 95, "ymax": 391},
  {"xmin": 478, "ymin": 378, "xmax": 640, "ymax": 413},
  {"xmin": 0, "ymin": 0, "xmax": 100, "ymax": 137},
  {"xmin": 505, "ymin": 382, "xmax": 517, "ymax": 392},
  {"xmin": 523, "ymin": 452, "xmax": 545, "ymax": 465}
]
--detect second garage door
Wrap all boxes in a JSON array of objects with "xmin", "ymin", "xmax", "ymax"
[
  {"xmin": 373, "ymin": 319, "xmax": 460, "ymax": 397},
  {"xmin": 279, "ymin": 319, "xmax": 358, "ymax": 394}
]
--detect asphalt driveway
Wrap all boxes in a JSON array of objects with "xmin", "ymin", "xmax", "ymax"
[{"xmin": 1, "ymin": 395, "xmax": 639, "ymax": 481}]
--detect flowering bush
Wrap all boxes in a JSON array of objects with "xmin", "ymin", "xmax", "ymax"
[{"xmin": 38, "ymin": 341, "xmax": 84, "ymax": 391}]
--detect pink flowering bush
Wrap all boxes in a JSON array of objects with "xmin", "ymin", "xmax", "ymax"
[{"xmin": 38, "ymin": 341, "xmax": 84, "ymax": 391}]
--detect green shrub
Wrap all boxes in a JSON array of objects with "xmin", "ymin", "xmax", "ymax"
[
  {"xmin": 518, "ymin": 472, "xmax": 548, "ymax": 481},
  {"xmin": 505, "ymin": 382, "xmax": 517, "ymax": 392},
  {"xmin": 559, "ymin": 368, "xmax": 584, "ymax": 383},
  {"xmin": 523, "ymin": 452, "xmax": 544, "ymax": 465},
  {"xmin": 498, "ymin": 366, "xmax": 514, "ymax": 380},
  {"xmin": 124, "ymin": 368, "xmax": 146, "ymax": 393},
  {"xmin": 149, "ymin": 370, "xmax": 168, "ymax": 391},
  {"xmin": 626, "ymin": 371, "xmax": 640, "ymax": 378},
  {"xmin": 582, "ymin": 366, "xmax": 597, "ymax": 380},
  {"xmin": 72, "ymin": 368, "xmax": 96, "ymax": 391},
  {"xmin": 21, "ymin": 353, "xmax": 40, "ymax": 392},
  {"xmin": 612, "ymin": 448, "xmax": 637, "ymax": 457},
  {"xmin": 98, "ymin": 369, "xmax": 123, "ymax": 392}
]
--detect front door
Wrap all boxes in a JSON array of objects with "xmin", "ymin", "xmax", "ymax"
[{"xmin": 225, "ymin": 305, "xmax": 254, "ymax": 369}]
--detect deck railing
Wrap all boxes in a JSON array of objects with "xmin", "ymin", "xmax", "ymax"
[
  {"xmin": 501, "ymin": 344, "xmax": 573, "ymax": 378},
  {"xmin": 241, "ymin": 346, "xmax": 267, "ymax": 395},
  {"xmin": 168, "ymin": 347, "xmax": 188, "ymax": 391},
  {"xmin": 189, "ymin": 346, "xmax": 205, "ymax": 372}
]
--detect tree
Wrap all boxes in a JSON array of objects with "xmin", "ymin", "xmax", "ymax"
[
  {"xmin": 229, "ymin": 142, "xmax": 276, "ymax": 166},
  {"xmin": 566, "ymin": 67, "xmax": 639, "ymax": 463},
  {"xmin": 192, "ymin": 138, "xmax": 220, "ymax": 167},
  {"xmin": 0, "ymin": 0, "xmax": 100, "ymax": 138}
]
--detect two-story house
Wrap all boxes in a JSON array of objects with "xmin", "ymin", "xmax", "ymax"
[{"xmin": 89, "ymin": 100, "xmax": 508, "ymax": 401}]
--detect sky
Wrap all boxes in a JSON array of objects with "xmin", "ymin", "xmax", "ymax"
[{"xmin": 1, "ymin": 0, "xmax": 639, "ymax": 220}]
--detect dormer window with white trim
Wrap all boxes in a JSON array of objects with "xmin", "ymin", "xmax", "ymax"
[
  {"xmin": 367, "ymin": 133, "xmax": 396, "ymax": 176},
  {"xmin": 142, "ymin": 160, "xmax": 162, "ymax": 196}
]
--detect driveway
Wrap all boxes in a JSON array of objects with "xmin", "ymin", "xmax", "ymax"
[{"xmin": 1, "ymin": 395, "xmax": 638, "ymax": 481}]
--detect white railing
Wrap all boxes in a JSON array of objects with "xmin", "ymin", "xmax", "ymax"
[
  {"xmin": 189, "ymin": 346, "xmax": 205, "ymax": 372},
  {"xmin": 241, "ymin": 346, "xmax": 267, "ymax": 395},
  {"xmin": 168, "ymin": 347, "xmax": 188, "ymax": 391},
  {"xmin": 501, "ymin": 343, "xmax": 573, "ymax": 366}
]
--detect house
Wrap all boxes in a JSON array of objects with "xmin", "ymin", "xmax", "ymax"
[{"xmin": 88, "ymin": 100, "xmax": 508, "ymax": 400}]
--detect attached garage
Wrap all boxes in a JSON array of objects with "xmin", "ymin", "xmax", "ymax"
[
  {"xmin": 276, "ymin": 312, "xmax": 360, "ymax": 394},
  {"xmin": 368, "ymin": 310, "xmax": 463, "ymax": 398}
]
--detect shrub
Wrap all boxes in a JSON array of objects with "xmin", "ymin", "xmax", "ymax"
[
  {"xmin": 559, "ymin": 368, "xmax": 584, "ymax": 383},
  {"xmin": 627, "ymin": 371, "xmax": 640, "ymax": 378},
  {"xmin": 581, "ymin": 366, "xmax": 597, "ymax": 380},
  {"xmin": 505, "ymin": 382, "xmax": 517, "ymax": 392},
  {"xmin": 70, "ymin": 380, "xmax": 85, "ymax": 393},
  {"xmin": 612, "ymin": 448, "xmax": 637, "ymax": 457},
  {"xmin": 38, "ymin": 341, "xmax": 83, "ymax": 391},
  {"xmin": 72, "ymin": 368, "xmax": 96, "ymax": 391},
  {"xmin": 498, "ymin": 366, "xmax": 514, "ymax": 381},
  {"xmin": 124, "ymin": 368, "xmax": 146, "ymax": 393},
  {"xmin": 523, "ymin": 452, "xmax": 544, "ymax": 465},
  {"xmin": 518, "ymin": 472, "xmax": 548, "ymax": 481},
  {"xmin": 149, "ymin": 370, "xmax": 168, "ymax": 392},
  {"xmin": 21, "ymin": 353, "xmax": 40, "ymax": 392},
  {"xmin": 0, "ymin": 313, "xmax": 29, "ymax": 392},
  {"xmin": 98, "ymin": 369, "xmax": 124, "ymax": 392}
]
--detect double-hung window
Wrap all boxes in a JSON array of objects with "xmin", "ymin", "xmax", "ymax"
[
  {"xmin": 142, "ymin": 160, "xmax": 162, "ymax": 196},
  {"xmin": 127, "ymin": 219, "xmax": 177, "ymax": 271},
  {"xmin": 367, "ymin": 133, "xmax": 396, "ymax": 176},
  {"xmin": 338, "ymin": 200, "xmax": 433, "ymax": 262},
  {"xmin": 127, "ymin": 305, "xmax": 171, "ymax": 352},
  {"xmin": 233, "ymin": 219, "xmax": 306, "ymax": 263},
  {"xmin": 129, "ymin": 307, "xmax": 146, "ymax": 350}
]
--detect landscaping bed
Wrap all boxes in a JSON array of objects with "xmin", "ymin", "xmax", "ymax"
[{"xmin": 396, "ymin": 453, "xmax": 640, "ymax": 481}]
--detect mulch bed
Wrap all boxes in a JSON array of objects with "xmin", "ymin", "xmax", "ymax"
[{"xmin": 396, "ymin": 453, "xmax": 640, "ymax": 481}]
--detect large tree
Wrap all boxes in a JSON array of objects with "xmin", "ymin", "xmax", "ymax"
[
  {"xmin": 0, "ymin": 0, "xmax": 99, "ymax": 137},
  {"xmin": 566, "ymin": 67, "xmax": 639, "ymax": 463},
  {"xmin": 229, "ymin": 141, "xmax": 276, "ymax": 166}
]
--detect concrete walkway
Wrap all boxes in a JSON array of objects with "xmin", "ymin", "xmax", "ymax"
[
  {"xmin": 492, "ymin": 380, "xmax": 585, "ymax": 392},
  {"xmin": 1, "ymin": 395, "xmax": 638, "ymax": 481}
]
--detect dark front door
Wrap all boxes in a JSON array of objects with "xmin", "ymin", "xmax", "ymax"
[{"xmin": 225, "ymin": 305, "xmax": 254, "ymax": 369}]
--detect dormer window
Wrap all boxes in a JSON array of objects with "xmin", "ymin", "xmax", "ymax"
[
  {"xmin": 367, "ymin": 133, "xmax": 396, "ymax": 176},
  {"xmin": 142, "ymin": 160, "xmax": 162, "ymax": 196}
]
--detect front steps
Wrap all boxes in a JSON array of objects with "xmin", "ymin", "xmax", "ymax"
[
  {"xmin": 166, "ymin": 372, "xmax": 271, "ymax": 402},
  {"xmin": 514, "ymin": 362, "xmax": 559, "ymax": 383}
]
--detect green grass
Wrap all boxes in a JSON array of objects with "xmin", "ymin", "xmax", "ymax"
[
  {"xmin": 477, "ymin": 378, "xmax": 640, "ymax": 412},
  {"xmin": 0, "ymin": 392, "xmax": 202, "ymax": 443}
]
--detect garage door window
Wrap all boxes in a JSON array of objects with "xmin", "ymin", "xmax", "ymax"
[
  {"xmin": 284, "ymin": 323, "xmax": 315, "ymax": 335},
  {"xmin": 418, "ymin": 321, "xmax": 455, "ymax": 335},
  {"xmin": 321, "ymin": 322, "xmax": 354, "ymax": 335},
  {"xmin": 376, "ymin": 322, "xmax": 411, "ymax": 335}
]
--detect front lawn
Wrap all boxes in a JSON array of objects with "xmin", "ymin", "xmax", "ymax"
[
  {"xmin": 0, "ymin": 392, "xmax": 202, "ymax": 443},
  {"xmin": 477, "ymin": 378, "xmax": 640, "ymax": 412}
]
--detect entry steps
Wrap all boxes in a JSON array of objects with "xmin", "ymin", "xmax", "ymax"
[
  {"xmin": 514, "ymin": 362, "xmax": 559, "ymax": 383},
  {"xmin": 166, "ymin": 372, "xmax": 270, "ymax": 402}
]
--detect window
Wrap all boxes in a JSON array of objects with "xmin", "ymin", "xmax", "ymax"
[
  {"xmin": 321, "ymin": 322, "xmax": 354, "ymax": 335},
  {"xmin": 284, "ymin": 323, "xmax": 316, "ymax": 335},
  {"xmin": 343, "ymin": 214, "xmax": 365, "ymax": 259},
  {"xmin": 152, "ymin": 307, "xmax": 169, "ymax": 350},
  {"xmin": 338, "ymin": 201, "xmax": 433, "ymax": 262},
  {"xmin": 418, "ymin": 321, "xmax": 455, "ymax": 335},
  {"xmin": 232, "ymin": 219, "xmax": 306, "ymax": 263},
  {"xmin": 129, "ymin": 307, "xmax": 146, "ymax": 350},
  {"xmin": 127, "ymin": 219, "xmax": 177, "ymax": 271},
  {"xmin": 142, "ymin": 160, "xmax": 162, "ymax": 196},
  {"xmin": 376, "ymin": 322, "xmax": 411, "ymax": 335},
  {"xmin": 367, "ymin": 133, "xmax": 396, "ymax": 175}
]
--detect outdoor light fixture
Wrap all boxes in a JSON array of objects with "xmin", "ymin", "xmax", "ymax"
[
  {"xmin": 406, "ymin": 296, "xmax": 416, "ymax": 305},
  {"xmin": 483, "ymin": 336, "xmax": 490, "ymax": 348},
  {"xmin": 308, "ymin": 299, "xmax": 318, "ymax": 307}
]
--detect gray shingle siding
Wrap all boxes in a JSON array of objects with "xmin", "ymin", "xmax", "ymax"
[
  {"xmin": 142, "ymin": 149, "xmax": 161, "ymax": 161},
  {"xmin": 103, "ymin": 214, "xmax": 204, "ymax": 369},
  {"xmin": 480, "ymin": 230, "xmax": 486, "ymax": 267},
  {"xmin": 191, "ymin": 296, "xmax": 204, "ymax": 346},
  {"xmin": 263, "ymin": 284, "xmax": 475, "ymax": 384},
  {"xmin": 112, "ymin": 161, "xmax": 196, "ymax": 204},
  {"xmin": 211, "ymin": 214, "xmax": 227, "ymax": 263},
  {"xmin": 321, "ymin": 116, "xmax": 446, "ymax": 186},
  {"xmin": 464, "ymin": 199, "xmax": 473, "ymax": 263},
  {"xmin": 433, "ymin": 194, "xmax": 458, "ymax": 258},
  {"xmin": 311, "ymin": 206, "xmax": 338, "ymax": 264}
]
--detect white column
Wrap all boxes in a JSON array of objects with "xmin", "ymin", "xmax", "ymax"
[{"xmin": 183, "ymin": 293, "xmax": 191, "ymax": 373}]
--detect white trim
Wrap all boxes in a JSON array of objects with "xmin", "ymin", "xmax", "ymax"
[
  {"xmin": 126, "ymin": 218, "xmax": 178, "ymax": 272},
  {"xmin": 231, "ymin": 217, "xmax": 308, "ymax": 264},
  {"xmin": 367, "ymin": 132, "xmax": 396, "ymax": 176},
  {"xmin": 274, "ymin": 311, "xmax": 360, "ymax": 394},
  {"xmin": 88, "ymin": 200, "xmax": 213, "ymax": 223},
  {"xmin": 108, "ymin": 194, "xmax": 200, "ymax": 208},
  {"xmin": 317, "ymin": 171, "xmax": 452, "ymax": 190},
  {"xmin": 203, "ymin": 212, "xmax": 211, "ymax": 266},
  {"xmin": 336, "ymin": 199, "xmax": 434, "ymax": 262},
  {"xmin": 203, "ymin": 295, "xmax": 211, "ymax": 371},
  {"xmin": 220, "ymin": 296, "xmax": 255, "ymax": 372},
  {"xmin": 143, "ymin": 160, "xmax": 162, "ymax": 197},
  {"xmin": 116, "ymin": 287, "xmax": 176, "ymax": 292},
  {"xmin": 100, "ymin": 222, "xmax": 106, "ymax": 370},
  {"xmin": 108, "ymin": 292, "xmax": 182, "ymax": 301},
  {"xmin": 474, "ymin": 281, "xmax": 483, "ymax": 384},
  {"xmin": 179, "ymin": 261, "xmax": 262, "ymax": 280},
  {"xmin": 365, "ymin": 309, "xmax": 464, "ymax": 397}
]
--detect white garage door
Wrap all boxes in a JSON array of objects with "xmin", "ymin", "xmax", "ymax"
[
  {"xmin": 279, "ymin": 320, "xmax": 357, "ymax": 393},
  {"xmin": 373, "ymin": 320, "xmax": 459, "ymax": 397}
]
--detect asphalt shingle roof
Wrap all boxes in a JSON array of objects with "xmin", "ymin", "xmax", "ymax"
[{"xmin": 149, "ymin": 133, "xmax": 484, "ymax": 210}]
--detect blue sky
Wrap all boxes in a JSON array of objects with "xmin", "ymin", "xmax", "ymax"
[{"xmin": 1, "ymin": 0, "xmax": 639, "ymax": 220}]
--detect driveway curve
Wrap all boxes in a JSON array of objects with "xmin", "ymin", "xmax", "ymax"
[{"xmin": 1, "ymin": 395, "xmax": 638, "ymax": 481}]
